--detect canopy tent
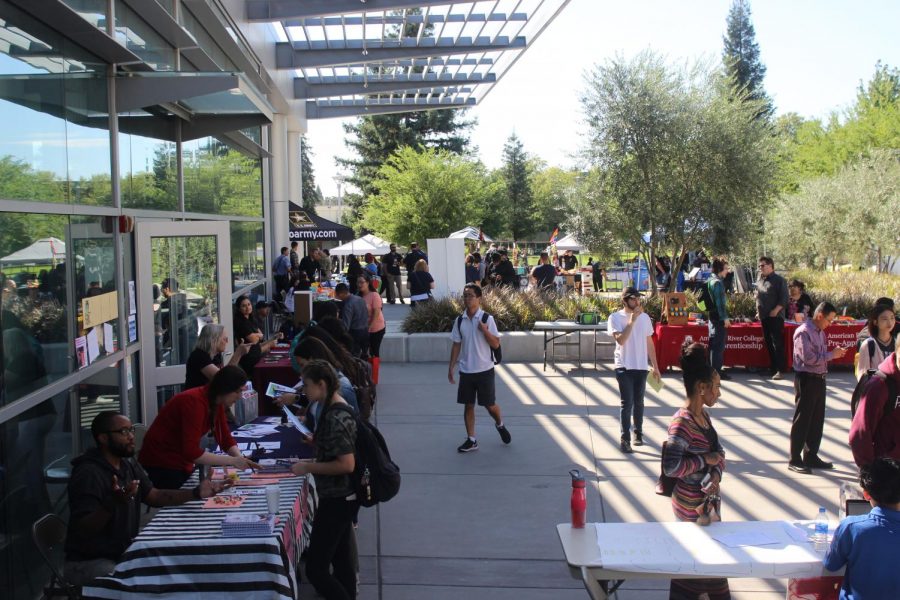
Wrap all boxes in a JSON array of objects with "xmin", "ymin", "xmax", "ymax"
[
  {"xmin": 329, "ymin": 235, "xmax": 391, "ymax": 257},
  {"xmin": 0, "ymin": 237, "xmax": 67, "ymax": 265},
  {"xmin": 448, "ymin": 226, "xmax": 493, "ymax": 242},
  {"xmin": 555, "ymin": 234, "xmax": 586, "ymax": 252},
  {"xmin": 288, "ymin": 206, "xmax": 354, "ymax": 243}
]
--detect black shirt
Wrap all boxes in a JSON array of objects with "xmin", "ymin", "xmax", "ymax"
[
  {"xmin": 532, "ymin": 263, "xmax": 558, "ymax": 289},
  {"xmin": 403, "ymin": 249, "xmax": 428, "ymax": 273},
  {"xmin": 185, "ymin": 348, "xmax": 222, "ymax": 389},
  {"xmin": 494, "ymin": 260, "xmax": 518, "ymax": 288},
  {"xmin": 561, "ymin": 255, "xmax": 578, "ymax": 271},
  {"xmin": 233, "ymin": 315, "xmax": 263, "ymax": 375},
  {"xmin": 382, "ymin": 251, "xmax": 403, "ymax": 276},
  {"xmin": 408, "ymin": 271, "xmax": 434, "ymax": 296},
  {"xmin": 66, "ymin": 448, "xmax": 153, "ymax": 561},
  {"xmin": 298, "ymin": 256, "xmax": 319, "ymax": 282}
]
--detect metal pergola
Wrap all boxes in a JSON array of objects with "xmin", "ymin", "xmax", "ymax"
[{"xmin": 247, "ymin": 0, "xmax": 571, "ymax": 119}]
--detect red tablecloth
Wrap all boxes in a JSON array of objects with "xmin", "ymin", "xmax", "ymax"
[
  {"xmin": 655, "ymin": 320, "xmax": 867, "ymax": 372},
  {"xmin": 252, "ymin": 349, "xmax": 297, "ymax": 415}
]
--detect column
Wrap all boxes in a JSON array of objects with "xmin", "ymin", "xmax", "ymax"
[{"xmin": 270, "ymin": 114, "xmax": 289, "ymax": 252}]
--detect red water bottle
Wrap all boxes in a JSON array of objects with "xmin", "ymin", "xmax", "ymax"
[{"xmin": 569, "ymin": 469, "xmax": 586, "ymax": 529}]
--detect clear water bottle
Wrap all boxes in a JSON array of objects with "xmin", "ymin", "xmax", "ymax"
[{"xmin": 813, "ymin": 507, "xmax": 828, "ymax": 552}]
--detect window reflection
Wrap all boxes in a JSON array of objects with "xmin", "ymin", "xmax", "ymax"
[
  {"xmin": 183, "ymin": 136, "xmax": 262, "ymax": 217},
  {"xmin": 0, "ymin": 213, "xmax": 70, "ymax": 404},
  {"xmin": 119, "ymin": 132, "xmax": 177, "ymax": 210},
  {"xmin": 231, "ymin": 220, "xmax": 264, "ymax": 288},
  {"xmin": 71, "ymin": 216, "xmax": 119, "ymax": 364}
]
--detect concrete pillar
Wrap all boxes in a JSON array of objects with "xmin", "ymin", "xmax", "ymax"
[
  {"xmin": 270, "ymin": 114, "xmax": 289, "ymax": 252},
  {"xmin": 287, "ymin": 130, "xmax": 302, "ymax": 209}
]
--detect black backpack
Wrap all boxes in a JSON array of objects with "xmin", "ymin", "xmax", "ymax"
[
  {"xmin": 697, "ymin": 279, "xmax": 719, "ymax": 321},
  {"xmin": 327, "ymin": 403, "xmax": 400, "ymax": 507},
  {"xmin": 850, "ymin": 344, "xmax": 898, "ymax": 420},
  {"xmin": 456, "ymin": 312, "xmax": 502, "ymax": 364}
]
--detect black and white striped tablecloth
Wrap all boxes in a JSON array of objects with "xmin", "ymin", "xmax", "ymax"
[{"xmin": 83, "ymin": 473, "xmax": 316, "ymax": 600}]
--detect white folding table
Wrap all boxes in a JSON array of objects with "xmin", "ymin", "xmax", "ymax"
[
  {"xmin": 533, "ymin": 320, "xmax": 608, "ymax": 371},
  {"xmin": 557, "ymin": 521, "xmax": 842, "ymax": 600}
]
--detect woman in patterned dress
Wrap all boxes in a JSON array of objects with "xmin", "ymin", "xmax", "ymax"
[{"xmin": 662, "ymin": 341, "xmax": 730, "ymax": 599}]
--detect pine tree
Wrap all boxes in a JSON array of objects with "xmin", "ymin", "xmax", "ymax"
[
  {"xmin": 722, "ymin": 0, "xmax": 772, "ymax": 118},
  {"xmin": 300, "ymin": 135, "xmax": 321, "ymax": 211},
  {"xmin": 500, "ymin": 133, "xmax": 534, "ymax": 241}
]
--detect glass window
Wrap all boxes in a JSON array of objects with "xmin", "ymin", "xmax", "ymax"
[
  {"xmin": 125, "ymin": 353, "xmax": 140, "ymax": 421},
  {"xmin": 0, "ymin": 392, "xmax": 72, "ymax": 597},
  {"xmin": 178, "ymin": 8, "xmax": 238, "ymax": 72},
  {"xmin": 0, "ymin": 212, "xmax": 72, "ymax": 405},
  {"xmin": 71, "ymin": 216, "xmax": 119, "ymax": 364},
  {"xmin": 77, "ymin": 365, "xmax": 124, "ymax": 452},
  {"xmin": 114, "ymin": 0, "xmax": 175, "ymax": 71},
  {"xmin": 183, "ymin": 137, "xmax": 262, "ymax": 217},
  {"xmin": 122, "ymin": 234, "xmax": 138, "ymax": 346},
  {"xmin": 65, "ymin": 76, "xmax": 112, "ymax": 207},
  {"xmin": 231, "ymin": 220, "xmax": 264, "ymax": 289},
  {"xmin": 119, "ymin": 131, "xmax": 177, "ymax": 210}
]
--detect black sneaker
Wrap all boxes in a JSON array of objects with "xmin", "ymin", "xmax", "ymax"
[
  {"xmin": 620, "ymin": 440, "xmax": 633, "ymax": 454},
  {"xmin": 633, "ymin": 432, "xmax": 643, "ymax": 446},
  {"xmin": 719, "ymin": 371, "xmax": 732, "ymax": 381},
  {"xmin": 496, "ymin": 424, "xmax": 511, "ymax": 444},
  {"xmin": 457, "ymin": 438, "xmax": 478, "ymax": 453},
  {"xmin": 788, "ymin": 461, "xmax": 811, "ymax": 474},
  {"xmin": 804, "ymin": 456, "xmax": 834, "ymax": 470}
]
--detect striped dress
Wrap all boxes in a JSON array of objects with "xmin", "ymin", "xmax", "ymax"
[{"xmin": 663, "ymin": 407, "xmax": 730, "ymax": 600}]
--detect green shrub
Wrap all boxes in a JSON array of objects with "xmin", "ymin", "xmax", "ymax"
[{"xmin": 790, "ymin": 270, "xmax": 899, "ymax": 319}]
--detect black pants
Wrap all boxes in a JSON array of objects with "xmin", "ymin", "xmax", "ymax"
[
  {"xmin": 790, "ymin": 372, "xmax": 827, "ymax": 463},
  {"xmin": 145, "ymin": 466, "xmax": 190, "ymax": 490},
  {"xmin": 369, "ymin": 328, "xmax": 386, "ymax": 357},
  {"xmin": 305, "ymin": 497, "xmax": 359, "ymax": 600},
  {"xmin": 760, "ymin": 316, "xmax": 786, "ymax": 373},
  {"xmin": 349, "ymin": 328, "xmax": 370, "ymax": 358}
]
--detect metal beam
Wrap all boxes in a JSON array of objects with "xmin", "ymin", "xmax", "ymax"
[
  {"xmin": 248, "ymin": 0, "xmax": 455, "ymax": 22},
  {"xmin": 306, "ymin": 97, "xmax": 475, "ymax": 119},
  {"xmin": 284, "ymin": 13, "xmax": 528, "ymax": 28},
  {"xmin": 296, "ymin": 72, "xmax": 493, "ymax": 98},
  {"xmin": 276, "ymin": 37, "xmax": 526, "ymax": 69}
]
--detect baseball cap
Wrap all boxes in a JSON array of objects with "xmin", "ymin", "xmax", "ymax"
[{"xmin": 621, "ymin": 287, "xmax": 643, "ymax": 300}]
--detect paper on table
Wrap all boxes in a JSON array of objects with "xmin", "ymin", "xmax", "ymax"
[
  {"xmin": 782, "ymin": 521, "xmax": 813, "ymax": 544},
  {"xmin": 712, "ymin": 531, "xmax": 779, "ymax": 548},
  {"xmin": 256, "ymin": 442, "xmax": 281, "ymax": 450}
]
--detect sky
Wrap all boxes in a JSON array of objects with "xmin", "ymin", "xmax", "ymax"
[{"xmin": 304, "ymin": 0, "xmax": 900, "ymax": 198}]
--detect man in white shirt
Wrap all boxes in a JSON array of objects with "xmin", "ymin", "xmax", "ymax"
[
  {"xmin": 448, "ymin": 284, "xmax": 511, "ymax": 453},
  {"xmin": 608, "ymin": 287, "xmax": 661, "ymax": 453}
]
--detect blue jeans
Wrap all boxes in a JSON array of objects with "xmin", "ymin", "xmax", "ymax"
[
  {"xmin": 615, "ymin": 368, "xmax": 648, "ymax": 439},
  {"xmin": 708, "ymin": 320, "xmax": 726, "ymax": 373}
]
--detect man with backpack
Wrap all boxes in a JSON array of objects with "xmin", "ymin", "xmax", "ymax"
[
  {"xmin": 702, "ymin": 257, "xmax": 732, "ymax": 380},
  {"xmin": 850, "ymin": 340, "xmax": 900, "ymax": 468},
  {"xmin": 448, "ymin": 283, "xmax": 511, "ymax": 453}
]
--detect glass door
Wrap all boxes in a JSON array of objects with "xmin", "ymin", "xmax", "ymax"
[{"xmin": 135, "ymin": 221, "xmax": 232, "ymax": 423}]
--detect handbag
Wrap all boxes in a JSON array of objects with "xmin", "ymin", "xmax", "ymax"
[{"xmin": 655, "ymin": 441, "xmax": 677, "ymax": 496}]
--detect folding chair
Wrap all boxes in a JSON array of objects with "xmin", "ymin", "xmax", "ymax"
[{"xmin": 31, "ymin": 514, "xmax": 80, "ymax": 599}]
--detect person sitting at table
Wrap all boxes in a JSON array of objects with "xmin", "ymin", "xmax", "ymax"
[
  {"xmin": 824, "ymin": 456, "xmax": 900, "ymax": 599},
  {"xmin": 138, "ymin": 366, "xmax": 261, "ymax": 489},
  {"xmin": 66, "ymin": 411, "xmax": 231, "ymax": 585},
  {"xmin": 233, "ymin": 295, "xmax": 283, "ymax": 376},
  {"xmin": 290, "ymin": 360, "xmax": 359, "ymax": 600},
  {"xmin": 184, "ymin": 324, "xmax": 252, "ymax": 390},
  {"xmin": 787, "ymin": 279, "xmax": 814, "ymax": 322},
  {"xmin": 662, "ymin": 341, "xmax": 729, "ymax": 599},
  {"xmin": 274, "ymin": 337, "xmax": 359, "ymax": 428}
]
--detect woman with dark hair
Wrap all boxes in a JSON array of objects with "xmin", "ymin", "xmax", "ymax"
[
  {"xmin": 306, "ymin": 323, "xmax": 373, "ymax": 418},
  {"xmin": 358, "ymin": 274, "xmax": 386, "ymax": 362},
  {"xmin": 274, "ymin": 337, "xmax": 359, "ymax": 421},
  {"xmin": 315, "ymin": 316, "xmax": 356, "ymax": 357},
  {"xmin": 233, "ymin": 295, "xmax": 282, "ymax": 376},
  {"xmin": 856, "ymin": 302, "xmax": 897, "ymax": 380},
  {"xmin": 346, "ymin": 255, "xmax": 363, "ymax": 295},
  {"xmin": 290, "ymin": 360, "xmax": 358, "ymax": 600},
  {"xmin": 787, "ymin": 279, "xmax": 814, "ymax": 322},
  {"xmin": 662, "ymin": 342, "xmax": 729, "ymax": 599},
  {"xmin": 139, "ymin": 366, "xmax": 261, "ymax": 489}
]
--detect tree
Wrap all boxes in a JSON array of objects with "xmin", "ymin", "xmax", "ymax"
[
  {"xmin": 300, "ymin": 135, "xmax": 322, "ymax": 211},
  {"xmin": 499, "ymin": 133, "xmax": 534, "ymax": 241},
  {"xmin": 530, "ymin": 164, "xmax": 580, "ymax": 237},
  {"xmin": 572, "ymin": 51, "xmax": 777, "ymax": 291},
  {"xmin": 722, "ymin": 0, "xmax": 771, "ymax": 118},
  {"xmin": 361, "ymin": 146, "xmax": 501, "ymax": 246}
]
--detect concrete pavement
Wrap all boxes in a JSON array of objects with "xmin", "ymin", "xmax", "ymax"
[{"xmin": 301, "ymin": 357, "xmax": 859, "ymax": 599}]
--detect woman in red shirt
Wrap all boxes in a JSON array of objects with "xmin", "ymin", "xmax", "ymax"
[{"xmin": 139, "ymin": 365, "xmax": 260, "ymax": 489}]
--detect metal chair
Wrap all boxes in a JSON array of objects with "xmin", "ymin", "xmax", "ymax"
[{"xmin": 31, "ymin": 513, "xmax": 80, "ymax": 599}]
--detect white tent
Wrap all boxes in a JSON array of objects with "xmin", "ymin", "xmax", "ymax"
[
  {"xmin": 0, "ymin": 237, "xmax": 67, "ymax": 265},
  {"xmin": 555, "ymin": 233, "xmax": 586, "ymax": 252},
  {"xmin": 448, "ymin": 226, "xmax": 493, "ymax": 242},
  {"xmin": 329, "ymin": 235, "xmax": 391, "ymax": 256}
]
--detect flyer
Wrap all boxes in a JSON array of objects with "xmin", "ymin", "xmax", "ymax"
[{"xmin": 75, "ymin": 336, "xmax": 88, "ymax": 368}]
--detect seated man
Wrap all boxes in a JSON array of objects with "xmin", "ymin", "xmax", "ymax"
[
  {"xmin": 65, "ymin": 411, "xmax": 230, "ymax": 585},
  {"xmin": 824, "ymin": 457, "xmax": 900, "ymax": 599}
]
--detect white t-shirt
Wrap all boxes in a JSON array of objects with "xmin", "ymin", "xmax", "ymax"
[
  {"xmin": 608, "ymin": 309, "xmax": 654, "ymax": 370},
  {"xmin": 450, "ymin": 308, "xmax": 499, "ymax": 374}
]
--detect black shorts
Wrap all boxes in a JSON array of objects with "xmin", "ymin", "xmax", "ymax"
[{"xmin": 457, "ymin": 368, "xmax": 496, "ymax": 406}]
